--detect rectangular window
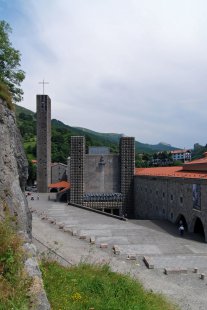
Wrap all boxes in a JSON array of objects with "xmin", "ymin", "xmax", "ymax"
[
  {"xmin": 180, "ymin": 197, "xmax": 183, "ymax": 204},
  {"xmin": 192, "ymin": 184, "xmax": 201, "ymax": 210},
  {"xmin": 171, "ymin": 194, "xmax": 173, "ymax": 201}
]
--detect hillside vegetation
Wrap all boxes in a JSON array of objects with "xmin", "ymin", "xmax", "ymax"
[
  {"xmin": 41, "ymin": 261, "xmax": 177, "ymax": 310},
  {"xmin": 0, "ymin": 218, "xmax": 31, "ymax": 309},
  {"xmin": 15, "ymin": 104, "xmax": 178, "ymax": 165},
  {"xmin": 0, "ymin": 82, "xmax": 13, "ymax": 110}
]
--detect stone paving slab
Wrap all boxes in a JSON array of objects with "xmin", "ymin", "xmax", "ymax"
[
  {"xmin": 117, "ymin": 244, "xmax": 161, "ymax": 255},
  {"xmin": 145, "ymin": 255, "xmax": 207, "ymax": 269},
  {"xmin": 78, "ymin": 229, "xmax": 112, "ymax": 237},
  {"xmin": 184, "ymin": 244, "xmax": 207, "ymax": 254},
  {"xmin": 95, "ymin": 236, "xmax": 129, "ymax": 245},
  {"xmin": 29, "ymin": 198, "xmax": 206, "ymax": 263},
  {"xmin": 58, "ymin": 220, "xmax": 79, "ymax": 225},
  {"xmin": 29, "ymin": 195, "xmax": 207, "ymax": 310}
]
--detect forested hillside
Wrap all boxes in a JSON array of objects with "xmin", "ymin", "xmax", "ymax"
[
  {"xmin": 15, "ymin": 104, "xmax": 119, "ymax": 163},
  {"xmin": 15, "ymin": 104, "xmax": 179, "ymax": 165}
]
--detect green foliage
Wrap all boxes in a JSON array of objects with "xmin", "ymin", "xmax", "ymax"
[
  {"xmin": 0, "ymin": 20, "xmax": 25, "ymax": 102},
  {"xmin": 41, "ymin": 261, "xmax": 177, "ymax": 310},
  {"xmin": 191, "ymin": 143, "xmax": 207, "ymax": 160},
  {"xmin": 15, "ymin": 104, "xmax": 179, "ymax": 167},
  {"xmin": 27, "ymin": 160, "xmax": 36, "ymax": 185},
  {"xmin": 0, "ymin": 81, "xmax": 13, "ymax": 110},
  {"xmin": 15, "ymin": 105, "xmax": 120, "ymax": 164},
  {"xmin": 0, "ymin": 218, "xmax": 31, "ymax": 309}
]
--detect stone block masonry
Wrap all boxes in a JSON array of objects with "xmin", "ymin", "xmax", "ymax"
[
  {"xmin": 36, "ymin": 95, "xmax": 51, "ymax": 193},
  {"xmin": 120, "ymin": 137, "xmax": 135, "ymax": 217},
  {"xmin": 69, "ymin": 136, "xmax": 135, "ymax": 216},
  {"xmin": 70, "ymin": 136, "xmax": 85, "ymax": 205}
]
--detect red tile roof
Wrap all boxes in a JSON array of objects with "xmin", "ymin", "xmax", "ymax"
[
  {"xmin": 183, "ymin": 157, "xmax": 207, "ymax": 165},
  {"xmin": 135, "ymin": 167, "xmax": 207, "ymax": 179},
  {"xmin": 48, "ymin": 181, "xmax": 70, "ymax": 188},
  {"xmin": 59, "ymin": 186, "xmax": 70, "ymax": 193}
]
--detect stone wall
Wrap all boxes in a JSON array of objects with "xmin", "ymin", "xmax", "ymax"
[
  {"xmin": 85, "ymin": 154, "xmax": 120, "ymax": 193},
  {"xmin": 134, "ymin": 175, "xmax": 207, "ymax": 241},
  {"xmin": 0, "ymin": 98, "xmax": 31, "ymax": 236},
  {"xmin": 51, "ymin": 163, "xmax": 67, "ymax": 183},
  {"xmin": 0, "ymin": 98, "xmax": 50, "ymax": 308}
]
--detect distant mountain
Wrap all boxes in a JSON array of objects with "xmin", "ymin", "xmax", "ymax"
[
  {"xmin": 15, "ymin": 104, "xmax": 179, "ymax": 163},
  {"xmin": 76, "ymin": 127, "xmax": 179, "ymax": 153},
  {"xmin": 15, "ymin": 104, "xmax": 35, "ymax": 118}
]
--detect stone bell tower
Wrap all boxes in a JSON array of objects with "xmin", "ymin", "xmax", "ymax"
[{"xmin": 36, "ymin": 94, "xmax": 51, "ymax": 192}]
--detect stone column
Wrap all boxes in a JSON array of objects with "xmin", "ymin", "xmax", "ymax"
[
  {"xmin": 120, "ymin": 137, "xmax": 135, "ymax": 217},
  {"xmin": 36, "ymin": 95, "xmax": 51, "ymax": 193},
  {"xmin": 70, "ymin": 136, "xmax": 85, "ymax": 205}
]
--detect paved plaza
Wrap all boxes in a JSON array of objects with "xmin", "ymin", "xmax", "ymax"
[{"xmin": 29, "ymin": 193, "xmax": 207, "ymax": 310}]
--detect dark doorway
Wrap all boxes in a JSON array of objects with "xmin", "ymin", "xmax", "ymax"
[
  {"xmin": 113, "ymin": 209, "xmax": 119, "ymax": 216},
  {"xmin": 176, "ymin": 214, "xmax": 188, "ymax": 231},
  {"xmin": 104, "ymin": 208, "xmax": 111, "ymax": 214},
  {"xmin": 59, "ymin": 192, "xmax": 67, "ymax": 202},
  {"xmin": 50, "ymin": 188, "xmax": 58, "ymax": 192},
  {"xmin": 194, "ymin": 217, "xmax": 205, "ymax": 238}
]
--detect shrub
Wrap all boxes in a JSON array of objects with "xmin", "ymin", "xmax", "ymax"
[
  {"xmin": 0, "ymin": 82, "xmax": 13, "ymax": 110},
  {"xmin": 0, "ymin": 218, "xmax": 31, "ymax": 309}
]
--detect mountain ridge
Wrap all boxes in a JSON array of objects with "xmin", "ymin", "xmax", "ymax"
[
  {"xmin": 75, "ymin": 126, "xmax": 179, "ymax": 152},
  {"xmin": 15, "ymin": 104, "xmax": 180, "ymax": 163}
]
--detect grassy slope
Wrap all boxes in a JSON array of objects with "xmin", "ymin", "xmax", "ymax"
[
  {"xmin": 41, "ymin": 261, "xmax": 177, "ymax": 310},
  {"xmin": 0, "ymin": 219, "xmax": 31, "ymax": 309}
]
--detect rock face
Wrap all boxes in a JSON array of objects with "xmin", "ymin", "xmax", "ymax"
[{"xmin": 0, "ymin": 98, "xmax": 32, "ymax": 236}]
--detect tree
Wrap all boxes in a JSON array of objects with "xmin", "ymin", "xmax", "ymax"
[
  {"xmin": 27, "ymin": 161, "xmax": 36, "ymax": 185},
  {"xmin": 0, "ymin": 20, "xmax": 25, "ymax": 102}
]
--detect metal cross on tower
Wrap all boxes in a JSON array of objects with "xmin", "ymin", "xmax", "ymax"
[{"xmin": 38, "ymin": 79, "xmax": 49, "ymax": 95}]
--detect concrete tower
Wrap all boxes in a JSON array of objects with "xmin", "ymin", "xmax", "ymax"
[
  {"xmin": 70, "ymin": 136, "xmax": 85, "ymax": 205},
  {"xmin": 120, "ymin": 137, "xmax": 135, "ymax": 217},
  {"xmin": 36, "ymin": 95, "xmax": 51, "ymax": 192}
]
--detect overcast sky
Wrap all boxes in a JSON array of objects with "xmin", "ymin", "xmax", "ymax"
[{"xmin": 1, "ymin": 0, "xmax": 207, "ymax": 148}]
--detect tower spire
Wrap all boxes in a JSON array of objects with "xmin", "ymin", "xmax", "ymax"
[{"xmin": 38, "ymin": 79, "xmax": 49, "ymax": 94}]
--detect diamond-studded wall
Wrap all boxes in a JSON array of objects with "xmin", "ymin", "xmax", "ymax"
[
  {"xmin": 70, "ymin": 136, "xmax": 85, "ymax": 205},
  {"xmin": 120, "ymin": 137, "xmax": 135, "ymax": 217}
]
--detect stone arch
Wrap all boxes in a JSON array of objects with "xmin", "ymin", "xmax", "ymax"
[
  {"xmin": 194, "ymin": 217, "xmax": 205, "ymax": 238},
  {"xmin": 189, "ymin": 216, "xmax": 206, "ymax": 241},
  {"xmin": 176, "ymin": 214, "xmax": 188, "ymax": 231}
]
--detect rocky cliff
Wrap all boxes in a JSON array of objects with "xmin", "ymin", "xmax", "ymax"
[{"xmin": 0, "ymin": 98, "xmax": 31, "ymax": 236}]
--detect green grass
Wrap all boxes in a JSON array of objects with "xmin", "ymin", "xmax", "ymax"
[
  {"xmin": 0, "ymin": 218, "xmax": 31, "ymax": 309},
  {"xmin": 41, "ymin": 261, "xmax": 177, "ymax": 310}
]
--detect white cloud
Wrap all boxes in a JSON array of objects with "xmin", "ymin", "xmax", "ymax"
[{"xmin": 6, "ymin": 0, "xmax": 207, "ymax": 148}]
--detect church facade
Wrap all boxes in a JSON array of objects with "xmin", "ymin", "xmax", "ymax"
[{"xmin": 69, "ymin": 136, "xmax": 135, "ymax": 217}]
